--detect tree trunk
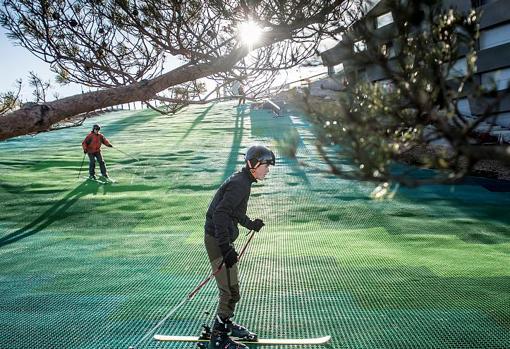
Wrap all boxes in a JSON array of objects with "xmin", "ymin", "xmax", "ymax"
[{"xmin": 0, "ymin": 51, "xmax": 245, "ymax": 140}]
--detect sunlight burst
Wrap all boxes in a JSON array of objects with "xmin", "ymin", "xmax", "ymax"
[{"xmin": 237, "ymin": 20, "xmax": 263, "ymax": 48}]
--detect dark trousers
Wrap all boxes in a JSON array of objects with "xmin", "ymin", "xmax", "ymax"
[
  {"xmin": 204, "ymin": 234, "xmax": 240, "ymax": 319},
  {"xmin": 88, "ymin": 152, "xmax": 108, "ymax": 177}
]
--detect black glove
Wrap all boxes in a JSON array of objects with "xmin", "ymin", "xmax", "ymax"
[
  {"xmin": 219, "ymin": 244, "xmax": 238, "ymax": 268},
  {"xmin": 107, "ymin": 144, "xmax": 113, "ymax": 148},
  {"xmin": 249, "ymin": 219, "xmax": 265, "ymax": 232},
  {"xmin": 83, "ymin": 150, "xmax": 87, "ymax": 154}
]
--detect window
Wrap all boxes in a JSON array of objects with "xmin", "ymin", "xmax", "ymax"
[
  {"xmin": 354, "ymin": 40, "xmax": 367, "ymax": 53},
  {"xmin": 481, "ymin": 68, "xmax": 510, "ymax": 91},
  {"xmin": 381, "ymin": 42, "xmax": 396, "ymax": 58},
  {"xmin": 456, "ymin": 98, "xmax": 472, "ymax": 117},
  {"xmin": 447, "ymin": 58, "xmax": 468, "ymax": 79},
  {"xmin": 493, "ymin": 112, "xmax": 510, "ymax": 128},
  {"xmin": 376, "ymin": 12, "xmax": 394, "ymax": 29},
  {"xmin": 480, "ymin": 23, "xmax": 510, "ymax": 50},
  {"xmin": 332, "ymin": 63, "xmax": 344, "ymax": 74}
]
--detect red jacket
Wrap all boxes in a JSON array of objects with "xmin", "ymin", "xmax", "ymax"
[{"xmin": 82, "ymin": 132, "xmax": 111, "ymax": 153}]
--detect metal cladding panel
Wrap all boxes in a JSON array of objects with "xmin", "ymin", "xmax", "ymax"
[
  {"xmin": 321, "ymin": 42, "xmax": 353, "ymax": 67},
  {"xmin": 477, "ymin": 43, "xmax": 510, "ymax": 73},
  {"xmin": 479, "ymin": 0, "xmax": 510, "ymax": 29},
  {"xmin": 441, "ymin": 0, "xmax": 472, "ymax": 13},
  {"xmin": 366, "ymin": 64, "xmax": 388, "ymax": 82}
]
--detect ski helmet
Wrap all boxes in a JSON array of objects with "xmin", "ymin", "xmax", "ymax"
[
  {"xmin": 245, "ymin": 145, "xmax": 275, "ymax": 169},
  {"xmin": 92, "ymin": 124, "xmax": 101, "ymax": 131}
]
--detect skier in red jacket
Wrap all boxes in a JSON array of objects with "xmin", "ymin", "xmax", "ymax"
[{"xmin": 82, "ymin": 124, "xmax": 112, "ymax": 180}]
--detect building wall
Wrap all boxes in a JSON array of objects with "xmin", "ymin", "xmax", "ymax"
[{"xmin": 320, "ymin": 0, "xmax": 510, "ymax": 135}]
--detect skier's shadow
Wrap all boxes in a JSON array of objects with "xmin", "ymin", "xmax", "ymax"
[
  {"xmin": 177, "ymin": 104, "xmax": 214, "ymax": 145},
  {"xmin": 0, "ymin": 180, "xmax": 99, "ymax": 248}
]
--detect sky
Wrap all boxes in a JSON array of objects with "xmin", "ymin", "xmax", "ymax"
[{"xmin": 0, "ymin": 27, "xmax": 84, "ymax": 101}]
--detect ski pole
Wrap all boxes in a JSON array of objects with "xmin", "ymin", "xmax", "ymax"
[
  {"xmin": 129, "ymin": 230, "xmax": 256, "ymax": 349},
  {"xmin": 110, "ymin": 145, "xmax": 140, "ymax": 162},
  {"xmin": 78, "ymin": 153, "xmax": 86, "ymax": 179},
  {"xmin": 188, "ymin": 229, "xmax": 256, "ymax": 299}
]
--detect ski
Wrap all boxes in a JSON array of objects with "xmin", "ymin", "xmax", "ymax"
[
  {"xmin": 84, "ymin": 177, "xmax": 116, "ymax": 184},
  {"xmin": 86, "ymin": 177, "xmax": 107, "ymax": 184},
  {"xmin": 153, "ymin": 335, "xmax": 331, "ymax": 346}
]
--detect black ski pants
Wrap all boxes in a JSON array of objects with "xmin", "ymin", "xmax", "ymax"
[{"xmin": 88, "ymin": 152, "xmax": 108, "ymax": 177}]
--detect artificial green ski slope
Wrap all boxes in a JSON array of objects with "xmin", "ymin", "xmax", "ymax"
[{"xmin": 0, "ymin": 102, "xmax": 509, "ymax": 349}]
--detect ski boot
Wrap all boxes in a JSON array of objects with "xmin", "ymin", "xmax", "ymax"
[
  {"xmin": 208, "ymin": 330, "xmax": 247, "ymax": 349},
  {"xmin": 88, "ymin": 175, "xmax": 97, "ymax": 180},
  {"xmin": 227, "ymin": 320, "xmax": 258, "ymax": 342},
  {"xmin": 208, "ymin": 315, "xmax": 248, "ymax": 349}
]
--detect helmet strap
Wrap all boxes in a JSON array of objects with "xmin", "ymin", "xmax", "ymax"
[{"xmin": 247, "ymin": 160, "xmax": 260, "ymax": 169}]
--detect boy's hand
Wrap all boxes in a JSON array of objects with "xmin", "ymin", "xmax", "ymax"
[
  {"xmin": 219, "ymin": 244, "xmax": 238, "ymax": 268},
  {"xmin": 251, "ymin": 219, "xmax": 265, "ymax": 232}
]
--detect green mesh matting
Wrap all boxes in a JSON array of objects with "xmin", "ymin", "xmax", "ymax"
[{"xmin": 0, "ymin": 102, "xmax": 509, "ymax": 349}]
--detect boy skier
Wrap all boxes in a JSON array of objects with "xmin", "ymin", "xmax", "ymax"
[
  {"xmin": 204, "ymin": 145, "xmax": 275, "ymax": 349},
  {"xmin": 82, "ymin": 124, "xmax": 113, "ymax": 180}
]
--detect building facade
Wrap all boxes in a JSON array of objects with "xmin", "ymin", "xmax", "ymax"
[{"xmin": 320, "ymin": 0, "xmax": 510, "ymax": 142}]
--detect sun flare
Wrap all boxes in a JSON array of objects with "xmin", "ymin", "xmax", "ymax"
[{"xmin": 237, "ymin": 20, "xmax": 263, "ymax": 48}]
